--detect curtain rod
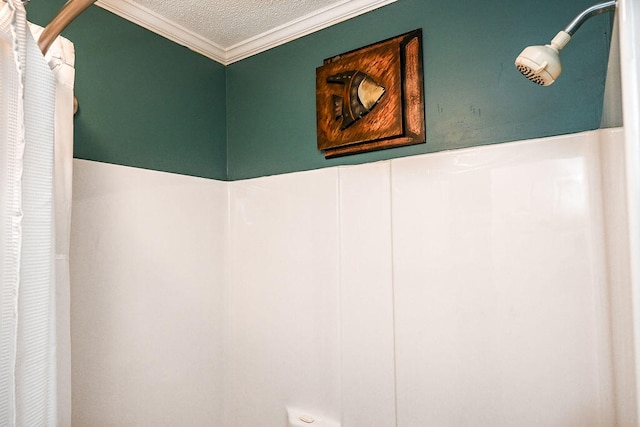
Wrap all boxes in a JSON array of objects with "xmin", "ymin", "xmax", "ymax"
[
  {"xmin": 0, "ymin": 0, "xmax": 94, "ymax": 114},
  {"xmin": 0, "ymin": 0, "xmax": 96, "ymax": 54},
  {"xmin": 38, "ymin": 0, "xmax": 96, "ymax": 55}
]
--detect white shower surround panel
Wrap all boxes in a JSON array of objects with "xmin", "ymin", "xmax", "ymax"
[
  {"xmin": 391, "ymin": 133, "xmax": 614, "ymax": 425},
  {"xmin": 69, "ymin": 163, "xmax": 227, "ymax": 426},
  {"xmin": 69, "ymin": 128, "xmax": 629, "ymax": 426}
]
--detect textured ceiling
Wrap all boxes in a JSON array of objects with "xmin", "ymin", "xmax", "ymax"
[
  {"xmin": 132, "ymin": 0, "xmax": 344, "ymax": 47},
  {"xmin": 96, "ymin": 0, "xmax": 397, "ymax": 64}
]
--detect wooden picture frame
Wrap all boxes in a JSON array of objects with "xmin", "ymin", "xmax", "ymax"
[{"xmin": 316, "ymin": 29, "xmax": 425, "ymax": 158}]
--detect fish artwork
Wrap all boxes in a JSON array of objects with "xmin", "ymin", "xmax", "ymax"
[{"xmin": 327, "ymin": 70, "xmax": 385, "ymax": 130}]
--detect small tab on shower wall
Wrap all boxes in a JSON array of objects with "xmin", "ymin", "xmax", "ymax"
[{"xmin": 286, "ymin": 407, "xmax": 341, "ymax": 427}]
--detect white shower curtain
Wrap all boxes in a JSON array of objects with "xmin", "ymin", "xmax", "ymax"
[{"xmin": 0, "ymin": 0, "xmax": 75, "ymax": 425}]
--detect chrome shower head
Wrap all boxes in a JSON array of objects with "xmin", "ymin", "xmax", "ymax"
[{"xmin": 515, "ymin": 0, "xmax": 616, "ymax": 86}]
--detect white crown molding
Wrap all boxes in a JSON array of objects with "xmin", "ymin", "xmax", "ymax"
[
  {"xmin": 95, "ymin": 0, "xmax": 228, "ymax": 63},
  {"xmin": 223, "ymin": 0, "xmax": 398, "ymax": 64},
  {"xmin": 95, "ymin": 0, "xmax": 397, "ymax": 65}
]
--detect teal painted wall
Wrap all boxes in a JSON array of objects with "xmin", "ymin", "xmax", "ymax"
[
  {"xmin": 27, "ymin": 1, "xmax": 228, "ymax": 180},
  {"xmin": 28, "ymin": 0, "xmax": 612, "ymax": 181},
  {"xmin": 226, "ymin": 0, "xmax": 613, "ymax": 179}
]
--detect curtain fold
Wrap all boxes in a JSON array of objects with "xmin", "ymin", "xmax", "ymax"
[
  {"xmin": 0, "ymin": 1, "xmax": 75, "ymax": 425},
  {"xmin": 34, "ymin": 23, "xmax": 76, "ymax": 427}
]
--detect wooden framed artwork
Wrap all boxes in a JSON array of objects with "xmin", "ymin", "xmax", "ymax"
[{"xmin": 316, "ymin": 29, "xmax": 425, "ymax": 158}]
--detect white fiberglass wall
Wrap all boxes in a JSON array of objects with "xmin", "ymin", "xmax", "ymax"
[
  {"xmin": 70, "ymin": 128, "xmax": 630, "ymax": 426},
  {"xmin": 69, "ymin": 161, "xmax": 228, "ymax": 426},
  {"xmin": 618, "ymin": 1, "xmax": 640, "ymax": 420}
]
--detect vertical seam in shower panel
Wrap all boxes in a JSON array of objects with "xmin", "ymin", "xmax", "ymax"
[
  {"xmin": 336, "ymin": 166, "xmax": 345, "ymax": 427},
  {"xmin": 589, "ymin": 130, "xmax": 618, "ymax": 425},
  {"xmin": 388, "ymin": 160, "xmax": 399, "ymax": 427},
  {"xmin": 222, "ymin": 180, "xmax": 232, "ymax": 426}
]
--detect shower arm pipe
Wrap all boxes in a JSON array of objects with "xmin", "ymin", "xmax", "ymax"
[
  {"xmin": 563, "ymin": 0, "xmax": 616, "ymax": 36},
  {"xmin": 37, "ymin": 0, "xmax": 96, "ymax": 55}
]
